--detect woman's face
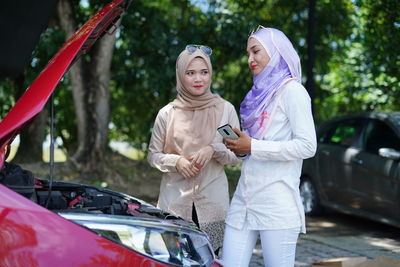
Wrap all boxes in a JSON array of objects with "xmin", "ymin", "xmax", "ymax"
[
  {"xmin": 182, "ymin": 57, "xmax": 211, "ymax": 96},
  {"xmin": 247, "ymin": 37, "xmax": 270, "ymax": 76}
]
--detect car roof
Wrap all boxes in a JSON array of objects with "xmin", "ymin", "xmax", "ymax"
[{"xmin": 318, "ymin": 111, "xmax": 400, "ymax": 133}]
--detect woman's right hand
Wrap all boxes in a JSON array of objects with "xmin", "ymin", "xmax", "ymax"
[
  {"xmin": 224, "ymin": 128, "xmax": 252, "ymax": 155},
  {"xmin": 176, "ymin": 157, "xmax": 200, "ymax": 179}
]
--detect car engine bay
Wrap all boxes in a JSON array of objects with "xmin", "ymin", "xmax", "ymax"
[{"xmin": 0, "ymin": 162, "xmax": 190, "ymax": 225}]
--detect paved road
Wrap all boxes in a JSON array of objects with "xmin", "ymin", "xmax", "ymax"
[{"xmin": 249, "ymin": 211, "xmax": 400, "ymax": 266}]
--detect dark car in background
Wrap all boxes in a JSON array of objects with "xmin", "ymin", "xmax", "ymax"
[
  {"xmin": 0, "ymin": 0, "xmax": 220, "ymax": 266},
  {"xmin": 300, "ymin": 112, "xmax": 400, "ymax": 227}
]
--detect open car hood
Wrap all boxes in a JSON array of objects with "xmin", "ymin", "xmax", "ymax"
[{"xmin": 0, "ymin": 0, "xmax": 131, "ymax": 169}]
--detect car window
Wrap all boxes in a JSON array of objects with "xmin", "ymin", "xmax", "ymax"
[
  {"xmin": 363, "ymin": 119, "xmax": 400, "ymax": 155},
  {"xmin": 326, "ymin": 119, "xmax": 363, "ymax": 148},
  {"xmin": 318, "ymin": 126, "xmax": 332, "ymax": 143}
]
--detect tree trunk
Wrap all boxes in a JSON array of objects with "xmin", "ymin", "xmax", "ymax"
[
  {"xmin": 57, "ymin": 0, "xmax": 117, "ymax": 179},
  {"xmin": 81, "ymin": 29, "xmax": 117, "ymax": 176},
  {"xmin": 305, "ymin": 0, "xmax": 316, "ymax": 114},
  {"xmin": 57, "ymin": 0, "xmax": 86, "ymax": 159},
  {"xmin": 12, "ymin": 74, "xmax": 46, "ymax": 163}
]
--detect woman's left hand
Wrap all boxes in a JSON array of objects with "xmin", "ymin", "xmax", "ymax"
[
  {"xmin": 224, "ymin": 128, "xmax": 251, "ymax": 155},
  {"xmin": 190, "ymin": 145, "xmax": 214, "ymax": 170}
]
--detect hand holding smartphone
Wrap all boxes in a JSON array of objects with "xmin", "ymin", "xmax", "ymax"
[
  {"xmin": 217, "ymin": 124, "xmax": 239, "ymax": 139},
  {"xmin": 217, "ymin": 124, "xmax": 248, "ymax": 157}
]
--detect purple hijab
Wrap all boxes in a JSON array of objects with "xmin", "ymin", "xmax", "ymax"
[{"xmin": 240, "ymin": 27, "xmax": 302, "ymax": 139}]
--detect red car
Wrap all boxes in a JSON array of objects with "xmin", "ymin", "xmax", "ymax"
[{"xmin": 0, "ymin": 1, "xmax": 221, "ymax": 266}]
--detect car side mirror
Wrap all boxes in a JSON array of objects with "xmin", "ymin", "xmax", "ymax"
[{"xmin": 378, "ymin": 148, "xmax": 400, "ymax": 160}]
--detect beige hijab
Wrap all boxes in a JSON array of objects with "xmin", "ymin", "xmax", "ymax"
[{"xmin": 164, "ymin": 48, "xmax": 224, "ymax": 158}]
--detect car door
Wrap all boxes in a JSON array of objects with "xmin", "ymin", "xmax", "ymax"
[
  {"xmin": 349, "ymin": 118, "xmax": 400, "ymax": 221},
  {"xmin": 316, "ymin": 118, "xmax": 365, "ymax": 206}
]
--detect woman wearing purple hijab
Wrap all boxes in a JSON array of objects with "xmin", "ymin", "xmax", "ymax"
[{"xmin": 221, "ymin": 27, "xmax": 317, "ymax": 266}]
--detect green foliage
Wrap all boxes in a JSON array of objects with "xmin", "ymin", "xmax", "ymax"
[
  {"xmin": 109, "ymin": 0, "xmax": 354, "ymax": 147},
  {"xmin": 358, "ymin": 0, "xmax": 399, "ymax": 77},
  {"xmin": 0, "ymin": 24, "xmax": 66, "ymax": 137},
  {"xmin": 318, "ymin": 0, "xmax": 400, "ymax": 124},
  {"xmin": 0, "ymin": 79, "xmax": 15, "ymax": 118}
]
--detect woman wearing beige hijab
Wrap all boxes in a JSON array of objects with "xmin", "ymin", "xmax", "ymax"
[{"xmin": 147, "ymin": 45, "xmax": 240, "ymax": 253}]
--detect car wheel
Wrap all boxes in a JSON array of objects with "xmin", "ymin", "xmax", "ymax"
[{"xmin": 300, "ymin": 177, "xmax": 322, "ymax": 216}]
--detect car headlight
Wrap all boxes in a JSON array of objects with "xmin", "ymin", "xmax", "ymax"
[{"xmin": 62, "ymin": 213, "xmax": 215, "ymax": 267}]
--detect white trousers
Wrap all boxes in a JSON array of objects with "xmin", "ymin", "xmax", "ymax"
[{"xmin": 221, "ymin": 225, "xmax": 300, "ymax": 267}]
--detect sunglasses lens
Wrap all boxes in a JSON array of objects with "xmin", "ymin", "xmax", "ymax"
[
  {"xmin": 250, "ymin": 25, "xmax": 265, "ymax": 36},
  {"xmin": 186, "ymin": 45, "xmax": 212, "ymax": 56},
  {"xmin": 186, "ymin": 45, "xmax": 197, "ymax": 54},
  {"xmin": 200, "ymin": 46, "xmax": 212, "ymax": 56}
]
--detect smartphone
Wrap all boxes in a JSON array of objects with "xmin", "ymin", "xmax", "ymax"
[{"xmin": 217, "ymin": 124, "xmax": 239, "ymax": 139}]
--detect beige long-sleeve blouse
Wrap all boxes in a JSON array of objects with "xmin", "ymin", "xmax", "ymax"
[{"xmin": 147, "ymin": 100, "xmax": 241, "ymax": 249}]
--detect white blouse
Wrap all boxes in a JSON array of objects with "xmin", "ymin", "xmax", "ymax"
[{"xmin": 226, "ymin": 81, "xmax": 317, "ymax": 233}]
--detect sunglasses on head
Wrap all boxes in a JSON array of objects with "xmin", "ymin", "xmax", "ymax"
[
  {"xmin": 249, "ymin": 25, "xmax": 266, "ymax": 36},
  {"xmin": 185, "ymin": 44, "xmax": 212, "ymax": 56}
]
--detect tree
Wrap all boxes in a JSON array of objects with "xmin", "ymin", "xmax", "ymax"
[
  {"xmin": 4, "ymin": 23, "xmax": 65, "ymax": 163},
  {"xmin": 305, "ymin": 0, "xmax": 316, "ymax": 111},
  {"xmin": 108, "ymin": 0, "xmax": 355, "ymax": 148},
  {"xmin": 2, "ymin": 0, "xmax": 397, "ymax": 169},
  {"xmin": 110, "ymin": 0, "xmax": 222, "ymax": 148},
  {"xmin": 57, "ymin": 0, "xmax": 118, "ymax": 178},
  {"xmin": 319, "ymin": 0, "xmax": 400, "ymax": 119},
  {"xmin": 11, "ymin": 74, "xmax": 47, "ymax": 163}
]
